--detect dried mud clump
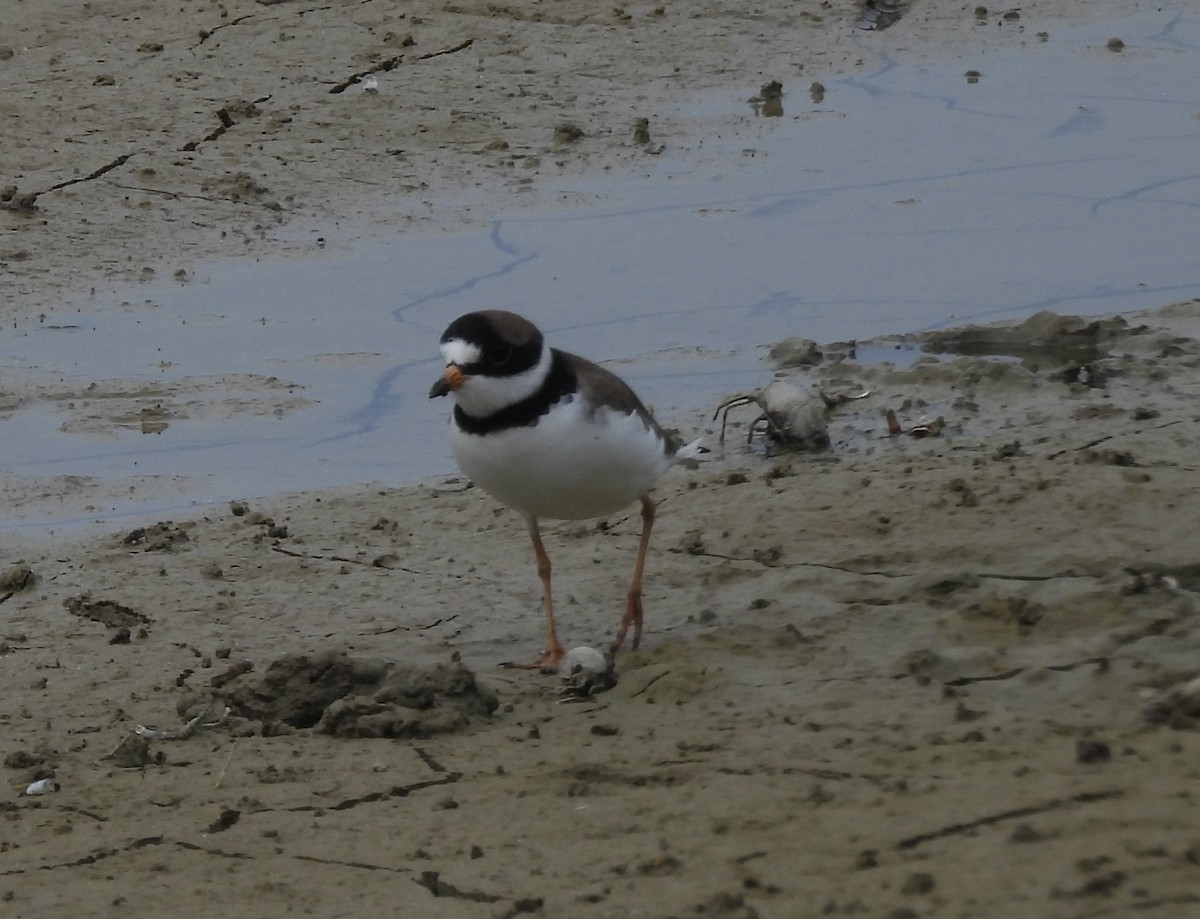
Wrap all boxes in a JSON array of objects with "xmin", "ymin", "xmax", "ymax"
[
  {"xmin": 0, "ymin": 562, "xmax": 37, "ymax": 593},
  {"xmin": 64, "ymin": 594, "xmax": 150, "ymax": 628},
  {"xmin": 921, "ymin": 311, "xmax": 1133, "ymax": 360},
  {"xmin": 221, "ymin": 650, "xmax": 499, "ymax": 738}
]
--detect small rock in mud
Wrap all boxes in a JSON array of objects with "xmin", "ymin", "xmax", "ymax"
[{"xmin": 221, "ymin": 650, "xmax": 498, "ymax": 738}]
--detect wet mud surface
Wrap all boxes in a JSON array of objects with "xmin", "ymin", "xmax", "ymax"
[
  {"xmin": 5, "ymin": 304, "xmax": 1200, "ymax": 916},
  {"xmin": 4, "ymin": 0, "xmax": 1197, "ymax": 915}
]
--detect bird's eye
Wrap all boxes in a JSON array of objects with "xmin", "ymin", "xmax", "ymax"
[{"xmin": 487, "ymin": 345, "xmax": 512, "ymax": 367}]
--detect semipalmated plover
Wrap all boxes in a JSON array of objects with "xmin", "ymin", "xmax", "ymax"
[{"xmin": 429, "ymin": 310, "xmax": 697, "ymax": 669}]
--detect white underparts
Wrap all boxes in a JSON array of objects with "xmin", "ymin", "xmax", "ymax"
[{"xmin": 450, "ymin": 395, "xmax": 670, "ymax": 520}]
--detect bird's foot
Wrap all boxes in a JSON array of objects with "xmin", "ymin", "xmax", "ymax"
[{"xmin": 500, "ymin": 647, "xmax": 565, "ymax": 672}]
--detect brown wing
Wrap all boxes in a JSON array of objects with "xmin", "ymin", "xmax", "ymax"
[{"xmin": 558, "ymin": 350, "xmax": 675, "ymax": 451}]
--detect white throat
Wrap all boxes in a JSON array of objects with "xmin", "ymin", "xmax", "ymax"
[{"xmin": 442, "ymin": 338, "xmax": 553, "ymax": 418}]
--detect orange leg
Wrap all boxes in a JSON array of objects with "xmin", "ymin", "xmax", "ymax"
[
  {"xmin": 501, "ymin": 516, "xmax": 566, "ymax": 671},
  {"xmin": 613, "ymin": 495, "xmax": 656, "ymax": 652}
]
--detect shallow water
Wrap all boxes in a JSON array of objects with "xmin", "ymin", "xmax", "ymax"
[{"xmin": 4, "ymin": 11, "xmax": 1198, "ymax": 532}]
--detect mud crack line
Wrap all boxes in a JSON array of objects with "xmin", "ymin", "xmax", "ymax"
[
  {"xmin": 0, "ymin": 835, "xmax": 165, "ymax": 876},
  {"xmin": 328, "ymin": 38, "xmax": 474, "ymax": 93},
  {"xmin": 43, "ymin": 154, "xmax": 135, "ymax": 194},
  {"xmin": 895, "ymin": 789, "xmax": 1124, "ymax": 850},
  {"xmin": 287, "ymin": 772, "xmax": 462, "ymax": 813}
]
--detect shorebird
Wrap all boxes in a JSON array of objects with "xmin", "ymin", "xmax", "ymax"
[{"xmin": 430, "ymin": 310, "xmax": 697, "ymax": 668}]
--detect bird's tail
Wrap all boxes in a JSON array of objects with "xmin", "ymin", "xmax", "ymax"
[{"xmin": 672, "ymin": 436, "xmax": 707, "ymax": 463}]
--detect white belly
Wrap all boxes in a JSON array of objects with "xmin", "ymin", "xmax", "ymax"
[{"xmin": 450, "ymin": 398, "xmax": 670, "ymax": 520}]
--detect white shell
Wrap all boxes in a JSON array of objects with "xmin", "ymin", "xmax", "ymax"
[
  {"xmin": 25, "ymin": 778, "xmax": 61, "ymax": 795},
  {"xmin": 559, "ymin": 646, "xmax": 617, "ymax": 700},
  {"xmin": 560, "ymin": 646, "xmax": 607, "ymax": 683}
]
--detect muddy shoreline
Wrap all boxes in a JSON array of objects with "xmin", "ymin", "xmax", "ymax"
[
  {"xmin": 5, "ymin": 2, "xmax": 1200, "ymax": 917},
  {"xmin": 6, "ymin": 302, "xmax": 1200, "ymax": 916}
]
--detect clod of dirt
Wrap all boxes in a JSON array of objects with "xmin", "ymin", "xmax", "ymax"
[
  {"xmin": 921, "ymin": 311, "xmax": 1132, "ymax": 361},
  {"xmin": 1143, "ymin": 675, "xmax": 1200, "ymax": 727},
  {"xmin": 106, "ymin": 735, "xmax": 153, "ymax": 768},
  {"xmin": 1076, "ymin": 739, "xmax": 1112, "ymax": 764},
  {"xmin": 768, "ymin": 337, "xmax": 822, "ymax": 368},
  {"xmin": 0, "ymin": 562, "xmax": 37, "ymax": 593},
  {"xmin": 4, "ymin": 750, "xmax": 45, "ymax": 770},
  {"xmin": 64, "ymin": 594, "xmax": 150, "ymax": 629},
  {"xmin": 122, "ymin": 521, "xmax": 191, "ymax": 551},
  {"xmin": 222, "ymin": 99, "xmax": 260, "ymax": 120},
  {"xmin": 0, "ymin": 187, "xmax": 39, "ymax": 213},
  {"xmin": 206, "ymin": 808, "xmax": 240, "ymax": 833},
  {"xmin": 210, "ymin": 660, "xmax": 254, "ymax": 688},
  {"xmin": 901, "ymin": 872, "xmax": 936, "ymax": 894},
  {"xmin": 554, "ymin": 123, "xmax": 585, "ymax": 144},
  {"xmin": 221, "ymin": 650, "xmax": 498, "ymax": 737},
  {"xmin": 857, "ymin": 0, "xmax": 908, "ymax": 31},
  {"xmin": 201, "ymin": 171, "xmax": 273, "ymax": 204},
  {"xmin": 690, "ymin": 890, "xmax": 760, "ymax": 918},
  {"xmin": 758, "ymin": 80, "xmax": 783, "ymax": 100}
]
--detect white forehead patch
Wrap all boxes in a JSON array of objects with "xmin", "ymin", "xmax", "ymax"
[
  {"xmin": 440, "ymin": 338, "xmax": 481, "ymax": 367},
  {"xmin": 449, "ymin": 341, "xmax": 553, "ymax": 418}
]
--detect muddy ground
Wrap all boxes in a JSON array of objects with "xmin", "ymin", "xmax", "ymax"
[
  {"xmin": 5, "ymin": 1, "xmax": 1200, "ymax": 918},
  {"xmin": 6, "ymin": 304, "xmax": 1200, "ymax": 917}
]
